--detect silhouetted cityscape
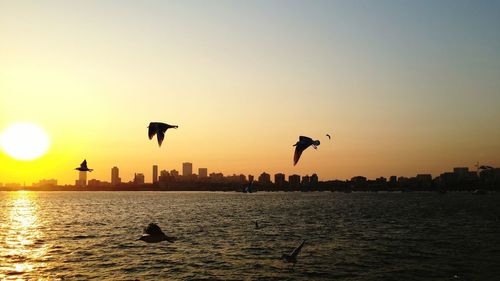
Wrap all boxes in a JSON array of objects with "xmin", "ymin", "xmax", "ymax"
[{"xmin": 1, "ymin": 162, "xmax": 499, "ymax": 192}]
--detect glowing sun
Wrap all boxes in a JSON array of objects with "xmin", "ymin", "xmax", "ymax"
[{"xmin": 0, "ymin": 123, "xmax": 50, "ymax": 161}]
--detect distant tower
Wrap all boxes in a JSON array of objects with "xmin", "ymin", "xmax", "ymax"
[
  {"xmin": 153, "ymin": 165, "xmax": 158, "ymax": 183},
  {"xmin": 111, "ymin": 166, "xmax": 121, "ymax": 186},
  {"xmin": 198, "ymin": 168, "xmax": 208, "ymax": 178},
  {"xmin": 182, "ymin": 162, "xmax": 193, "ymax": 176},
  {"xmin": 77, "ymin": 171, "xmax": 87, "ymax": 187}
]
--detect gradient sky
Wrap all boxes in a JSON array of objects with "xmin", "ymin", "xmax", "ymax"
[{"xmin": 1, "ymin": 0, "xmax": 499, "ymax": 185}]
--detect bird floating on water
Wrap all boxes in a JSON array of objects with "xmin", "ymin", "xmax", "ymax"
[
  {"xmin": 138, "ymin": 223, "xmax": 177, "ymax": 243},
  {"xmin": 148, "ymin": 122, "xmax": 178, "ymax": 147},
  {"xmin": 75, "ymin": 159, "xmax": 93, "ymax": 172},
  {"xmin": 282, "ymin": 240, "xmax": 305, "ymax": 269},
  {"xmin": 293, "ymin": 136, "xmax": 320, "ymax": 165},
  {"xmin": 326, "ymin": 134, "xmax": 331, "ymax": 140}
]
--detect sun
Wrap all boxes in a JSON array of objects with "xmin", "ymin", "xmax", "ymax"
[{"xmin": 0, "ymin": 123, "xmax": 51, "ymax": 161}]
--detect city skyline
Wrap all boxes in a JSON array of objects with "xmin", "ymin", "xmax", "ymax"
[
  {"xmin": 0, "ymin": 161, "xmax": 495, "ymax": 188},
  {"xmin": 1, "ymin": 1, "xmax": 499, "ymax": 185}
]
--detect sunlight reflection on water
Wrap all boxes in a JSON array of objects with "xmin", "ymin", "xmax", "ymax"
[{"xmin": 1, "ymin": 191, "xmax": 48, "ymax": 280}]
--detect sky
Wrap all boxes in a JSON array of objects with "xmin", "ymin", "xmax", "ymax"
[{"xmin": 0, "ymin": 0, "xmax": 499, "ymax": 185}]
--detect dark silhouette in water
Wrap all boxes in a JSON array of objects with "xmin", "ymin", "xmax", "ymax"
[
  {"xmin": 75, "ymin": 159, "xmax": 93, "ymax": 172},
  {"xmin": 293, "ymin": 136, "xmax": 320, "ymax": 165},
  {"xmin": 148, "ymin": 122, "xmax": 178, "ymax": 147},
  {"xmin": 138, "ymin": 223, "xmax": 176, "ymax": 243},
  {"xmin": 326, "ymin": 133, "xmax": 331, "ymax": 140},
  {"xmin": 254, "ymin": 221, "xmax": 266, "ymax": 229},
  {"xmin": 282, "ymin": 240, "xmax": 305, "ymax": 269}
]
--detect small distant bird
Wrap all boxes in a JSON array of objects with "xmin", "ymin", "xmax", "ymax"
[
  {"xmin": 282, "ymin": 240, "xmax": 305, "ymax": 268},
  {"xmin": 138, "ymin": 223, "xmax": 176, "ymax": 243},
  {"xmin": 293, "ymin": 136, "xmax": 320, "ymax": 165},
  {"xmin": 326, "ymin": 134, "xmax": 331, "ymax": 140},
  {"xmin": 148, "ymin": 122, "xmax": 178, "ymax": 147},
  {"xmin": 75, "ymin": 159, "xmax": 93, "ymax": 172}
]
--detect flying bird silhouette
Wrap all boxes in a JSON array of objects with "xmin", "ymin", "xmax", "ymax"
[
  {"xmin": 75, "ymin": 159, "xmax": 93, "ymax": 172},
  {"xmin": 148, "ymin": 122, "xmax": 178, "ymax": 147},
  {"xmin": 326, "ymin": 134, "xmax": 331, "ymax": 140},
  {"xmin": 282, "ymin": 240, "xmax": 305, "ymax": 268},
  {"xmin": 293, "ymin": 136, "xmax": 320, "ymax": 165},
  {"xmin": 138, "ymin": 223, "xmax": 176, "ymax": 243}
]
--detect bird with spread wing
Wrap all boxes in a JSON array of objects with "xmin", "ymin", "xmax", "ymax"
[
  {"xmin": 148, "ymin": 122, "xmax": 178, "ymax": 147},
  {"xmin": 293, "ymin": 136, "xmax": 320, "ymax": 165}
]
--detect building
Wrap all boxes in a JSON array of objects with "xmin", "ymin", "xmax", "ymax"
[
  {"xmin": 301, "ymin": 175, "xmax": 310, "ymax": 185},
  {"xmin": 199, "ymin": 168, "xmax": 208, "ymax": 178},
  {"xmin": 134, "ymin": 173, "xmax": 145, "ymax": 184},
  {"xmin": 111, "ymin": 166, "xmax": 121, "ymax": 186},
  {"xmin": 209, "ymin": 172, "xmax": 224, "ymax": 182},
  {"xmin": 32, "ymin": 179, "xmax": 57, "ymax": 187},
  {"xmin": 76, "ymin": 171, "xmax": 87, "ymax": 187},
  {"xmin": 351, "ymin": 176, "xmax": 367, "ymax": 189},
  {"xmin": 248, "ymin": 175, "xmax": 254, "ymax": 183},
  {"xmin": 88, "ymin": 179, "xmax": 110, "ymax": 187},
  {"xmin": 258, "ymin": 172, "xmax": 271, "ymax": 185},
  {"xmin": 416, "ymin": 174, "xmax": 432, "ymax": 188},
  {"xmin": 310, "ymin": 174, "xmax": 319, "ymax": 185},
  {"xmin": 389, "ymin": 176, "xmax": 397, "ymax": 186},
  {"xmin": 170, "ymin": 169, "xmax": 179, "ymax": 178},
  {"xmin": 288, "ymin": 174, "xmax": 301, "ymax": 187},
  {"xmin": 153, "ymin": 165, "xmax": 158, "ymax": 183},
  {"xmin": 453, "ymin": 167, "xmax": 469, "ymax": 179},
  {"xmin": 274, "ymin": 173, "xmax": 286, "ymax": 187},
  {"xmin": 182, "ymin": 162, "xmax": 193, "ymax": 176}
]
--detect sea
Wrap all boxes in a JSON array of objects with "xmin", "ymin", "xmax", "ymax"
[{"xmin": 0, "ymin": 191, "xmax": 499, "ymax": 281}]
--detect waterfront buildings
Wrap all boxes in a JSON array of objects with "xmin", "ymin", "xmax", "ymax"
[
  {"xmin": 153, "ymin": 165, "xmax": 158, "ymax": 183},
  {"xmin": 111, "ymin": 166, "xmax": 121, "ymax": 186},
  {"xmin": 182, "ymin": 163, "xmax": 192, "ymax": 176}
]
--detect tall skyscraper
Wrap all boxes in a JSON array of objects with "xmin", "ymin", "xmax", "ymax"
[
  {"xmin": 111, "ymin": 166, "xmax": 121, "ymax": 186},
  {"xmin": 153, "ymin": 165, "xmax": 158, "ymax": 183},
  {"xmin": 76, "ymin": 171, "xmax": 87, "ymax": 187},
  {"xmin": 182, "ymin": 162, "xmax": 193, "ymax": 176},
  {"xmin": 198, "ymin": 168, "xmax": 208, "ymax": 178}
]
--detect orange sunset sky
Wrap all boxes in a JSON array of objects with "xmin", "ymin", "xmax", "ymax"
[{"xmin": 1, "ymin": 1, "xmax": 499, "ymax": 185}]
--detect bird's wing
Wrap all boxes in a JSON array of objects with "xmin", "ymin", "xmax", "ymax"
[
  {"xmin": 157, "ymin": 131, "xmax": 165, "ymax": 147},
  {"xmin": 299, "ymin": 136, "xmax": 313, "ymax": 142},
  {"xmin": 290, "ymin": 240, "xmax": 305, "ymax": 258},
  {"xmin": 81, "ymin": 160, "xmax": 88, "ymax": 169},
  {"xmin": 144, "ymin": 223, "xmax": 165, "ymax": 236},
  {"xmin": 148, "ymin": 123, "xmax": 158, "ymax": 139},
  {"xmin": 294, "ymin": 143, "xmax": 311, "ymax": 165}
]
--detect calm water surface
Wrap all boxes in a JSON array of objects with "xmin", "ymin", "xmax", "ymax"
[{"xmin": 0, "ymin": 191, "xmax": 499, "ymax": 280}]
